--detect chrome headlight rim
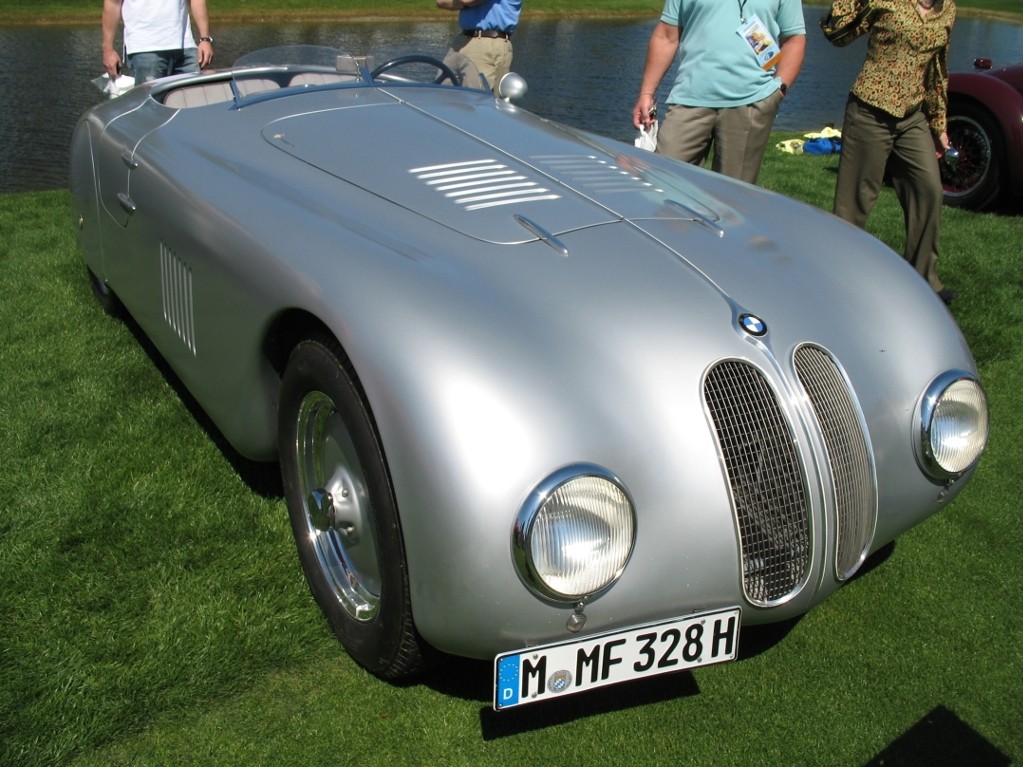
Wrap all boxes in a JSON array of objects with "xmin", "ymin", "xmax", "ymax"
[
  {"xmin": 513, "ymin": 464, "xmax": 636, "ymax": 605},
  {"xmin": 917, "ymin": 369, "xmax": 989, "ymax": 481}
]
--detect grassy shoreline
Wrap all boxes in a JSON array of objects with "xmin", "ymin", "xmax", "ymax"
[{"xmin": 3, "ymin": 1, "xmax": 1021, "ymax": 27}]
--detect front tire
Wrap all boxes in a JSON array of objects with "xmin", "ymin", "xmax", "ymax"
[
  {"xmin": 941, "ymin": 101, "xmax": 1005, "ymax": 210},
  {"xmin": 278, "ymin": 336, "xmax": 427, "ymax": 678}
]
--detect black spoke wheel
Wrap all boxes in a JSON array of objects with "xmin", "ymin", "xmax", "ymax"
[
  {"xmin": 279, "ymin": 336, "xmax": 426, "ymax": 678},
  {"xmin": 941, "ymin": 101, "xmax": 1005, "ymax": 210},
  {"xmin": 371, "ymin": 55, "xmax": 461, "ymax": 86}
]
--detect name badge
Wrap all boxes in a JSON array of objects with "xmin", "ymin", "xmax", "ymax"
[{"xmin": 738, "ymin": 14, "xmax": 782, "ymax": 70}]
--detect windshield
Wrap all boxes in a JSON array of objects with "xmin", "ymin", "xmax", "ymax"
[
  {"xmin": 233, "ymin": 45, "xmax": 348, "ymax": 70},
  {"xmin": 228, "ymin": 45, "xmax": 488, "ymax": 100},
  {"xmin": 155, "ymin": 46, "xmax": 488, "ymax": 111}
]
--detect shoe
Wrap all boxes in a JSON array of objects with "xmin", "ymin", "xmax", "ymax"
[{"xmin": 938, "ymin": 289, "xmax": 958, "ymax": 306}]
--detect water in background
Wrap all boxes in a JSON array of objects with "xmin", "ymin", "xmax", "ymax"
[{"xmin": 1, "ymin": 8, "xmax": 1020, "ymax": 194}]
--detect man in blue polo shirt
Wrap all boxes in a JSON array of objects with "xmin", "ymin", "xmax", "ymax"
[
  {"xmin": 437, "ymin": 0, "xmax": 522, "ymax": 93},
  {"xmin": 632, "ymin": 0, "xmax": 805, "ymax": 185}
]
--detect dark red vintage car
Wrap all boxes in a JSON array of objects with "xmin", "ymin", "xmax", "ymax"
[{"xmin": 943, "ymin": 58, "xmax": 1023, "ymax": 210}]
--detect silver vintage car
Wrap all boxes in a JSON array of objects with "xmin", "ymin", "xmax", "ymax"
[{"xmin": 70, "ymin": 46, "xmax": 988, "ymax": 710}]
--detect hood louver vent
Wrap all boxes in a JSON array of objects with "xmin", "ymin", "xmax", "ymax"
[{"xmin": 409, "ymin": 159, "xmax": 560, "ymax": 211}]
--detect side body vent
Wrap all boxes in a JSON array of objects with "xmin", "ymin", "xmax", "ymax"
[
  {"xmin": 160, "ymin": 242, "xmax": 197, "ymax": 355},
  {"xmin": 704, "ymin": 361, "xmax": 811, "ymax": 605},
  {"xmin": 793, "ymin": 345, "xmax": 876, "ymax": 579}
]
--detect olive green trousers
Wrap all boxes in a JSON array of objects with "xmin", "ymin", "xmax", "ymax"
[{"xmin": 833, "ymin": 95, "xmax": 945, "ymax": 292}]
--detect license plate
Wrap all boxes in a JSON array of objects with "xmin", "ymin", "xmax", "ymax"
[{"xmin": 493, "ymin": 607, "xmax": 740, "ymax": 710}]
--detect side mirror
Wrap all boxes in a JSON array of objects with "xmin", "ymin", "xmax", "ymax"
[{"xmin": 497, "ymin": 72, "xmax": 527, "ymax": 103}]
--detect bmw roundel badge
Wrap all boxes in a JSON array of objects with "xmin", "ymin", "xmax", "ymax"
[{"xmin": 739, "ymin": 313, "xmax": 767, "ymax": 337}]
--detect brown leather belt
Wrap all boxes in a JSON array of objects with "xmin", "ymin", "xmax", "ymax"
[{"xmin": 463, "ymin": 29, "xmax": 511, "ymax": 39}]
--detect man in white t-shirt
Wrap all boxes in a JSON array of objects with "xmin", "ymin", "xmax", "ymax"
[
  {"xmin": 102, "ymin": 0, "xmax": 214, "ymax": 83},
  {"xmin": 632, "ymin": 0, "xmax": 805, "ymax": 185}
]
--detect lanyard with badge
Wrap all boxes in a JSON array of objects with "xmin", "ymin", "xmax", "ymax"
[{"xmin": 737, "ymin": 0, "xmax": 782, "ymax": 69}]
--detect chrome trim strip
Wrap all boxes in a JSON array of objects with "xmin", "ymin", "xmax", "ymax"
[{"xmin": 514, "ymin": 214, "xmax": 569, "ymax": 256}]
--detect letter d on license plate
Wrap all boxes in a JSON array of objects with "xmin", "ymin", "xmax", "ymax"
[{"xmin": 493, "ymin": 607, "xmax": 740, "ymax": 710}]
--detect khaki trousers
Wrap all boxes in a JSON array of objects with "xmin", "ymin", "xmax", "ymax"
[
  {"xmin": 655, "ymin": 90, "xmax": 784, "ymax": 185},
  {"xmin": 833, "ymin": 96, "xmax": 944, "ymax": 292},
  {"xmin": 445, "ymin": 34, "xmax": 513, "ymax": 93}
]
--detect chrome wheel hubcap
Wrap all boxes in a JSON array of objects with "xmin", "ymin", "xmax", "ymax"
[{"xmin": 295, "ymin": 391, "xmax": 381, "ymax": 622}]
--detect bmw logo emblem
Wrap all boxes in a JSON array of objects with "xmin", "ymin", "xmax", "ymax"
[{"xmin": 739, "ymin": 313, "xmax": 767, "ymax": 337}]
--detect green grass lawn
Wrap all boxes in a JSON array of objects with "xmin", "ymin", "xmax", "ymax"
[{"xmin": 2, "ymin": 140, "xmax": 1021, "ymax": 765}]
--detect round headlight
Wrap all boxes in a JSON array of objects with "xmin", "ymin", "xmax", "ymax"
[
  {"xmin": 514, "ymin": 465, "xmax": 635, "ymax": 602},
  {"xmin": 918, "ymin": 371, "xmax": 988, "ymax": 479}
]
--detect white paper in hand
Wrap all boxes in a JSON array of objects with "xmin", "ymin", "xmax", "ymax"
[
  {"xmin": 92, "ymin": 73, "xmax": 136, "ymax": 98},
  {"xmin": 634, "ymin": 121, "xmax": 658, "ymax": 152}
]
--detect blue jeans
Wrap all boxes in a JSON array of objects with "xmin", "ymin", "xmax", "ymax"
[{"xmin": 128, "ymin": 49, "xmax": 199, "ymax": 83}]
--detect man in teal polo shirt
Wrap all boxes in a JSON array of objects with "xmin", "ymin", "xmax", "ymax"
[
  {"xmin": 437, "ymin": 0, "xmax": 522, "ymax": 93},
  {"xmin": 632, "ymin": 0, "xmax": 806, "ymax": 185}
]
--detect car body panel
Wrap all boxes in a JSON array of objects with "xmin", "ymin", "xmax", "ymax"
[{"xmin": 70, "ymin": 49, "xmax": 985, "ymax": 663}]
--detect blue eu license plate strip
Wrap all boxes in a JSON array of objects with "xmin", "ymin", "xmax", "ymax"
[{"xmin": 493, "ymin": 607, "xmax": 740, "ymax": 710}]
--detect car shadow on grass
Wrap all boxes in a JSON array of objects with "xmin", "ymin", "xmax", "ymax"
[
  {"xmin": 119, "ymin": 305, "xmax": 284, "ymax": 499},
  {"xmin": 410, "ymin": 541, "xmax": 902, "ymax": 737},
  {"xmin": 409, "ymin": 611, "xmax": 804, "ymax": 738},
  {"xmin": 477, "ymin": 668, "xmax": 703, "ymax": 739},
  {"xmin": 850, "ymin": 539, "xmax": 896, "ymax": 581},
  {"xmin": 865, "ymin": 704, "xmax": 1012, "ymax": 767},
  {"xmin": 463, "ymin": 614, "xmax": 802, "ymax": 739}
]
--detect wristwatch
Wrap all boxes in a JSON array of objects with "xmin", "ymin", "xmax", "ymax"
[
  {"xmin": 198, "ymin": 35, "xmax": 214, "ymax": 44},
  {"xmin": 779, "ymin": 81, "xmax": 788, "ymax": 96}
]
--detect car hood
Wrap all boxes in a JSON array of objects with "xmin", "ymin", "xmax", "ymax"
[
  {"xmin": 261, "ymin": 87, "xmax": 732, "ymax": 246},
  {"xmin": 260, "ymin": 86, "xmax": 883, "ymax": 323},
  {"xmin": 259, "ymin": 89, "xmax": 964, "ymax": 420}
]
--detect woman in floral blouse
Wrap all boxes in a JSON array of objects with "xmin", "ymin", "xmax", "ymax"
[{"xmin": 822, "ymin": 0, "xmax": 956, "ymax": 304}]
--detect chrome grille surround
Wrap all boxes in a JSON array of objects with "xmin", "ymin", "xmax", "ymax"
[
  {"xmin": 703, "ymin": 361, "xmax": 811, "ymax": 606},
  {"xmin": 793, "ymin": 345, "xmax": 876, "ymax": 580}
]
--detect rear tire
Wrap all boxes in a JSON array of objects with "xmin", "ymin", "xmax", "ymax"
[
  {"xmin": 941, "ymin": 101, "xmax": 1005, "ymax": 210},
  {"xmin": 278, "ymin": 336, "xmax": 427, "ymax": 678}
]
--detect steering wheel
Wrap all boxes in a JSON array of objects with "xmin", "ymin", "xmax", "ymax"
[{"xmin": 370, "ymin": 55, "xmax": 460, "ymax": 86}]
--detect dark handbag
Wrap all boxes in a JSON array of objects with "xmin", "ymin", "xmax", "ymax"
[{"xmin": 820, "ymin": 3, "xmax": 876, "ymax": 46}]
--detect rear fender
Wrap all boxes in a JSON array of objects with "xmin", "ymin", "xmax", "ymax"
[
  {"xmin": 69, "ymin": 119, "xmax": 105, "ymax": 278},
  {"xmin": 949, "ymin": 71, "xmax": 1023, "ymax": 197}
]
